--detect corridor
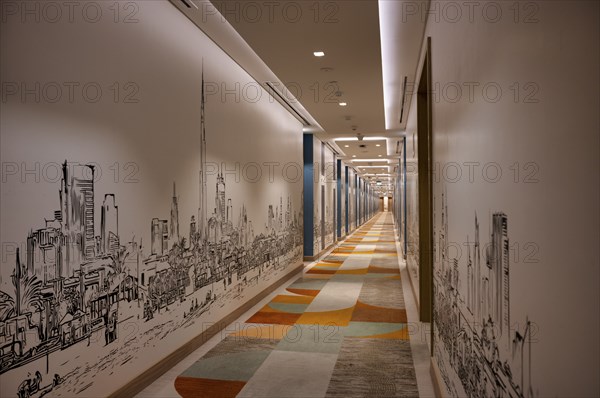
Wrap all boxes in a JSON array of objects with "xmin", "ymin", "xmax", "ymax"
[
  {"xmin": 139, "ymin": 212, "xmax": 433, "ymax": 398},
  {"xmin": 2, "ymin": 1, "xmax": 598, "ymax": 396}
]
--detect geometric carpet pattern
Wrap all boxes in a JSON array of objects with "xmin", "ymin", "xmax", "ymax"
[{"xmin": 175, "ymin": 213, "xmax": 419, "ymax": 397}]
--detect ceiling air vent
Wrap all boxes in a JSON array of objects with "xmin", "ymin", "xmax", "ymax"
[
  {"xmin": 399, "ymin": 76, "xmax": 408, "ymax": 123},
  {"xmin": 325, "ymin": 142, "xmax": 339, "ymax": 156},
  {"xmin": 264, "ymin": 82, "xmax": 310, "ymax": 126}
]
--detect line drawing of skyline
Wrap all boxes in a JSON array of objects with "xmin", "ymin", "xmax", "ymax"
[
  {"xmin": 433, "ymin": 186, "xmax": 535, "ymax": 398},
  {"xmin": 0, "ymin": 70, "xmax": 303, "ymax": 397}
]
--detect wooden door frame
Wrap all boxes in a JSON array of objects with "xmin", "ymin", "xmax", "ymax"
[{"xmin": 417, "ymin": 37, "xmax": 433, "ymax": 323}]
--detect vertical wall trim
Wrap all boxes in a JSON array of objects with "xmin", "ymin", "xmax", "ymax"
[
  {"xmin": 403, "ymin": 136, "xmax": 408, "ymax": 256},
  {"xmin": 357, "ymin": 176, "xmax": 361, "ymax": 226},
  {"xmin": 355, "ymin": 174, "xmax": 359, "ymax": 227},
  {"xmin": 345, "ymin": 166, "xmax": 349, "ymax": 234},
  {"xmin": 303, "ymin": 134, "xmax": 314, "ymax": 257},
  {"xmin": 366, "ymin": 183, "xmax": 368, "ymax": 220},
  {"xmin": 336, "ymin": 159, "xmax": 342, "ymax": 238}
]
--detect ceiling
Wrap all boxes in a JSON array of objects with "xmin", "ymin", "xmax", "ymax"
[
  {"xmin": 169, "ymin": 0, "xmax": 428, "ymax": 193},
  {"xmin": 211, "ymin": 0, "xmax": 386, "ymax": 137},
  {"xmin": 338, "ymin": 139, "xmax": 387, "ymax": 158}
]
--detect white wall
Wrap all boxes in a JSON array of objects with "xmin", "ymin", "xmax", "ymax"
[
  {"xmin": 403, "ymin": 1, "xmax": 599, "ymax": 396},
  {"xmin": 0, "ymin": 1, "xmax": 303, "ymax": 396}
]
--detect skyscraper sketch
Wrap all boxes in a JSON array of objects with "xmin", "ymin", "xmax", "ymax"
[
  {"xmin": 101, "ymin": 194, "xmax": 119, "ymax": 257},
  {"xmin": 170, "ymin": 182, "xmax": 180, "ymax": 242},
  {"xmin": 433, "ymin": 187, "xmax": 535, "ymax": 398},
  {"xmin": 60, "ymin": 162, "xmax": 96, "ymax": 276},
  {"xmin": 198, "ymin": 66, "xmax": 208, "ymax": 244}
]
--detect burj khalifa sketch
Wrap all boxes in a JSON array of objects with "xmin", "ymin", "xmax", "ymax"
[{"xmin": 198, "ymin": 66, "xmax": 208, "ymax": 244}]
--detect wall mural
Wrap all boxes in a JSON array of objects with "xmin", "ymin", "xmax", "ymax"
[
  {"xmin": 397, "ymin": 144, "xmax": 406, "ymax": 257},
  {"xmin": 393, "ymin": 158, "xmax": 403, "ymax": 250},
  {"xmin": 312, "ymin": 139, "xmax": 335, "ymax": 255},
  {"xmin": 433, "ymin": 187, "xmax": 535, "ymax": 398},
  {"xmin": 405, "ymin": 135, "xmax": 420, "ymax": 291},
  {"xmin": 323, "ymin": 146, "xmax": 335, "ymax": 247},
  {"xmin": 312, "ymin": 139, "xmax": 321, "ymax": 253},
  {"xmin": 348, "ymin": 168, "xmax": 356, "ymax": 232},
  {"xmin": 0, "ymin": 75, "xmax": 303, "ymax": 397},
  {"xmin": 359, "ymin": 179, "xmax": 366, "ymax": 225}
]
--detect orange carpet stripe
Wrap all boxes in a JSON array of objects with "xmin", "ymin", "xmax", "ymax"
[
  {"xmin": 314, "ymin": 262, "xmax": 342, "ymax": 267},
  {"xmin": 363, "ymin": 328, "xmax": 410, "ymax": 340},
  {"xmin": 286, "ymin": 288, "xmax": 321, "ymax": 297},
  {"xmin": 351, "ymin": 301, "xmax": 407, "ymax": 323},
  {"xmin": 245, "ymin": 311, "xmax": 302, "ymax": 325},
  {"xmin": 336, "ymin": 268, "xmax": 368, "ymax": 275},
  {"xmin": 303, "ymin": 274, "xmax": 333, "ymax": 279},
  {"xmin": 295, "ymin": 306, "xmax": 355, "ymax": 327},
  {"xmin": 307, "ymin": 268, "xmax": 337, "ymax": 275},
  {"xmin": 174, "ymin": 377, "xmax": 246, "ymax": 398}
]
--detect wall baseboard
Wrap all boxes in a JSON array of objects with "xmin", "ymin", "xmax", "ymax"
[
  {"xmin": 407, "ymin": 264, "xmax": 421, "ymax": 315},
  {"xmin": 393, "ymin": 219, "xmax": 421, "ymax": 315},
  {"xmin": 303, "ymin": 241, "xmax": 336, "ymax": 262},
  {"xmin": 430, "ymin": 356, "xmax": 446, "ymax": 398},
  {"xmin": 108, "ymin": 263, "xmax": 304, "ymax": 398}
]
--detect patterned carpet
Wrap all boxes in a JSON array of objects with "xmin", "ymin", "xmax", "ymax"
[{"xmin": 174, "ymin": 213, "xmax": 419, "ymax": 397}]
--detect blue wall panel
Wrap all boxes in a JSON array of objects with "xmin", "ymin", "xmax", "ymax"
[{"xmin": 303, "ymin": 134, "xmax": 314, "ymax": 256}]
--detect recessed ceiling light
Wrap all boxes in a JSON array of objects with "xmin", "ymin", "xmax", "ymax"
[
  {"xmin": 352, "ymin": 155, "xmax": 357, "ymax": 158},
  {"xmin": 314, "ymin": 51, "xmax": 325, "ymax": 57},
  {"xmin": 334, "ymin": 137, "xmax": 386, "ymax": 142},
  {"xmin": 376, "ymin": 144, "xmax": 381, "ymax": 147},
  {"xmin": 378, "ymin": 155, "xmax": 382, "ymax": 157},
  {"xmin": 339, "ymin": 102, "xmax": 347, "ymax": 106},
  {"xmin": 344, "ymin": 144, "xmax": 350, "ymax": 148}
]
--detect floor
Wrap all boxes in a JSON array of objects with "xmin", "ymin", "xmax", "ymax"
[{"xmin": 137, "ymin": 212, "xmax": 435, "ymax": 398}]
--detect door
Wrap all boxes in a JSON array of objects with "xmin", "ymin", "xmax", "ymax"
[{"xmin": 417, "ymin": 37, "xmax": 433, "ymax": 323}]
